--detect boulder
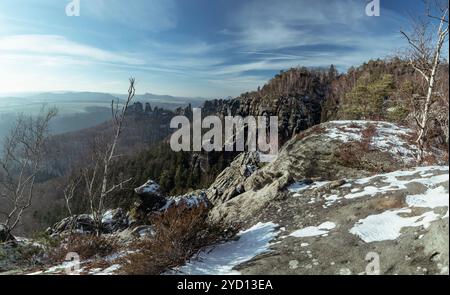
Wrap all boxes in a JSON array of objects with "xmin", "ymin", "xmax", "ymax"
[
  {"xmin": 47, "ymin": 209, "xmax": 130, "ymax": 236},
  {"xmin": 134, "ymin": 180, "xmax": 167, "ymax": 211},
  {"xmin": 102, "ymin": 208, "xmax": 130, "ymax": 233},
  {"xmin": 47, "ymin": 214, "xmax": 96, "ymax": 235},
  {"xmin": 161, "ymin": 192, "xmax": 211, "ymax": 212}
]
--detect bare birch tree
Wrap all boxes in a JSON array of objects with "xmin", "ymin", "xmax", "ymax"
[
  {"xmin": 0, "ymin": 108, "xmax": 57, "ymax": 241},
  {"xmin": 401, "ymin": 0, "xmax": 449, "ymax": 161},
  {"xmin": 81, "ymin": 78, "xmax": 136, "ymax": 235},
  {"xmin": 63, "ymin": 174, "xmax": 82, "ymax": 217}
]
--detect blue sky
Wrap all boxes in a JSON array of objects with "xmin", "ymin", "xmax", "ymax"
[{"xmin": 0, "ymin": 0, "xmax": 428, "ymax": 97}]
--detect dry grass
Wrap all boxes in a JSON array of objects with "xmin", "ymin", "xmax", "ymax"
[
  {"xmin": 334, "ymin": 123, "xmax": 399, "ymax": 173},
  {"xmin": 348, "ymin": 122, "xmax": 362, "ymax": 129},
  {"xmin": 337, "ymin": 124, "xmax": 377, "ymax": 164},
  {"xmin": 360, "ymin": 123, "xmax": 377, "ymax": 151},
  {"xmin": 119, "ymin": 203, "xmax": 237, "ymax": 275},
  {"xmin": 47, "ymin": 234, "xmax": 120, "ymax": 263}
]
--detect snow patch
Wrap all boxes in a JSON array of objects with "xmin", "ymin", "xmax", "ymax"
[
  {"xmin": 406, "ymin": 186, "xmax": 449, "ymax": 210},
  {"xmin": 288, "ymin": 181, "xmax": 330, "ymax": 196},
  {"xmin": 289, "ymin": 222, "xmax": 336, "ymax": 238},
  {"xmin": 348, "ymin": 166, "xmax": 448, "ymax": 243},
  {"xmin": 160, "ymin": 192, "xmax": 209, "ymax": 211},
  {"xmin": 167, "ymin": 222, "xmax": 279, "ymax": 275},
  {"xmin": 345, "ymin": 166, "xmax": 449, "ymax": 200},
  {"xmin": 349, "ymin": 209, "xmax": 440, "ymax": 243},
  {"xmin": 324, "ymin": 121, "xmax": 419, "ymax": 163}
]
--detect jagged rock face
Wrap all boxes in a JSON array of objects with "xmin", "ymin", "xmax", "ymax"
[
  {"xmin": 207, "ymin": 121, "xmax": 422, "ymax": 208},
  {"xmin": 207, "ymin": 152, "xmax": 261, "ymax": 204},
  {"xmin": 202, "ymin": 95, "xmax": 322, "ymax": 145},
  {"xmin": 201, "ymin": 69, "xmax": 330, "ymax": 144}
]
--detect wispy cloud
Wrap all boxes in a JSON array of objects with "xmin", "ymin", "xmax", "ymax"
[
  {"xmin": 0, "ymin": 35, "xmax": 145, "ymax": 65},
  {"xmin": 206, "ymin": 0, "xmax": 407, "ymax": 80},
  {"xmin": 83, "ymin": 0, "xmax": 178, "ymax": 32},
  {"xmin": 0, "ymin": 0, "xmax": 420, "ymax": 97}
]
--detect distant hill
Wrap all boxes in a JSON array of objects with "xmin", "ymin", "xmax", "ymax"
[
  {"xmin": 0, "ymin": 91, "xmax": 209, "ymax": 139},
  {"xmin": 27, "ymin": 92, "xmax": 120, "ymax": 103},
  {"xmin": 115, "ymin": 92, "xmax": 207, "ymax": 110}
]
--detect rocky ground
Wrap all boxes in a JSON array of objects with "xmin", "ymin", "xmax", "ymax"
[
  {"xmin": 235, "ymin": 166, "xmax": 448, "ymax": 275},
  {"xmin": 1, "ymin": 120, "xmax": 448, "ymax": 275},
  {"xmin": 193, "ymin": 121, "xmax": 449, "ymax": 275}
]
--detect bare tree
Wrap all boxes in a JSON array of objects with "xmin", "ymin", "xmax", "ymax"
[
  {"xmin": 0, "ymin": 108, "xmax": 57, "ymax": 241},
  {"xmin": 63, "ymin": 174, "xmax": 82, "ymax": 218},
  {"xmin": 401, "ymin": 0, "xmax": 449, "ymax": 161},
  {"xmin": 81, "ymin": 78, "xmax": 136, "ymax": 235}
]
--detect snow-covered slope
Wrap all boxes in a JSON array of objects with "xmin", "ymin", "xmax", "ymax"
[
  {"xmin": 324, "ymin": 121, "xmax": 420, "ymax": 164},
  {"xmin": 219, "ymin": 165, "xmax": 448, "ymax": 275}
]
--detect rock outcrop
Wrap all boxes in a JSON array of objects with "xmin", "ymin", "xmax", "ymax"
[
  {"xmin": 46, "ymin": 209, "xmax": 130, "ymax": 236},
  {"xmin": 178, "ymin": 164, "xmax": 449, "ymax": 275},
  {"xmin": 201, "ymin": 68, "xmax": 331, "ymax": 145},
  {"xmin": 194, "ymin": 120, "xmax": 449, "ymax": 275},
  {"xmin": 233, "ymin": 166, "xmax": 449, "ymax": 275},
  {"xmin": 207, "ymin": 121, "xmax": 424, "ymax": 213},
  {"xmin": 134, "ymin": 180, "xmax": 167, "ymax": 212}
]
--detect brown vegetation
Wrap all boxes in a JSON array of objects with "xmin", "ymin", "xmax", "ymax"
[
  {"xmin": 47, "ymin": 234, "xmax": 120, "ymax": 263},
  {"xmin": 120, "ymin": 203, "xmax": 237, "ymax": 275}
]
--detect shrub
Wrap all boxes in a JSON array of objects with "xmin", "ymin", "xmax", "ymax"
[
  {"xmin": 360, "ymin": 123, "xmax": 377, "ymax": 151},
  {"xmin": 48, "ymin": 234, "xmax": 119, "ymax": 263},
  {"xmin": 334, "ymin": 124, "xmax": 398, "ymax": 173},
  {"xmin": 120, "ymin": 203, "xmax": 236, "ymax": 275}
]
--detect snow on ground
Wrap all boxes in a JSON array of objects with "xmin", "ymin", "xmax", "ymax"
[
  {"xmin": 288, "ymin": 181, "xmax": 330, "ymax": 197},
  {"xmin": 286, "ymin": 165, "xmax": 448, "ymax": 244},
  {"xmin": 406, "ymin": 186, "xmax": 449, "ymax": 211},
  {"xmin": 344, "ymin": 166, "xmax": 449, "ymax": 200},
  {"xmin": 348, "ymin": 166, "xmax": 449, "ymax": 243},
  {"xmin": 166, "ymin": 222, "xmax": 279, "ymax": 275},
  {"xmin": 160, "ymin": 192, "xmax": 209, "ymax": 211},
  {"xmin": 90, "ymin": 264, "xmax": 121, "ymax": 275},
  {"xmin": 289, "ymin": 222, "xmax": 336, "ymax": 238},
  {"xmin": 350, "ymin": 209, "xmax": 440, "ymax": 243},
  {"xmin": 27, "ymin": 251, "xmax": 128, "ymax": 275},
  {"xmin": 324, "ymin": 121, "xmax": 419, "ymax": 163}
]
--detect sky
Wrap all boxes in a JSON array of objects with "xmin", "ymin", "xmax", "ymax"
[{"xmin": 0, "ymin": 0, "xmax": 431, "ymax": 98}]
